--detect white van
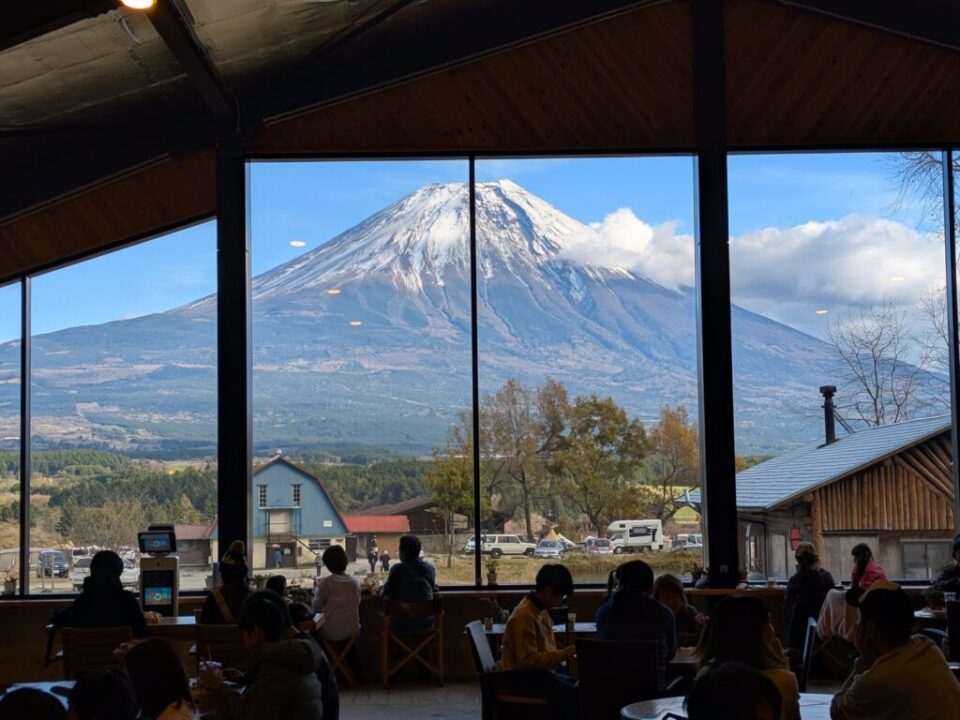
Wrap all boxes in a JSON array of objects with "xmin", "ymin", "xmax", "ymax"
[{"xmin": 608, "ymin": 519, "xmax": 664, "ymax": 553}]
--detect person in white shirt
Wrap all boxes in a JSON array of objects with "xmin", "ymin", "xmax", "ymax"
[
  {"xmin": 313, "ymin": 544, "xmax": 361, "ymax": 643},
  {"xmin": 831, "ymin": 582, "xmax": 960, "ymax": 720}
]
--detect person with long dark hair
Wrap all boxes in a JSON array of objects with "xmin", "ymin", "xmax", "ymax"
[
  {"xmin": 698, "ymin": 596, "xmax": 799, "ymax": 720},
  {"xmin": 124, "ymin": 638, "xmax": 197, "ymax": 720},
  {"xmin": 850, "ymin": 544, "xmax": 887, "ymax": 590},
  {"xmin": 783, "ymin": 542, "xmax": 834, "ymax": 653}
]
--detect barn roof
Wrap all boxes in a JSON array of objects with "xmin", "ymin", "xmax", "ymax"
[
  {"xmin": 686, "ymin": 414, "xmax": 951, "ymax": 511},
  {"xmin": 358, "ymin": 496, "xmax": 435, "ymax": 516},
  {"xmin": 344, "ymin": 515, "xmax": 411, "ymax": 534}
]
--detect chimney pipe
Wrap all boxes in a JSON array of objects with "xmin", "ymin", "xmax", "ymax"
[{"xmin": 819, "ymin": 385, "xmax": 837, "ymax": 445}]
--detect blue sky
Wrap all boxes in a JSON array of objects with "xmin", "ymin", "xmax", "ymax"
[{"xmin": 4, "ymin": 152, "xmax": 941, "ymax": 342}]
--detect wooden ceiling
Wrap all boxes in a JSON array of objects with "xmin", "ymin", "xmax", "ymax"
[{"xmin": 2, "ymin": 0, "xmax": 960, "ymax": 279}]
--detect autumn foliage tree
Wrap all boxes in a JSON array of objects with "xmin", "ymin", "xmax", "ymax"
[{"xmin": 644, "ymin": 404, "xmax": 699, "ymax": 520}]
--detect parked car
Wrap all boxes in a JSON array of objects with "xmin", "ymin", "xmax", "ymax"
[
  {"xmin": 583, "ymin": 537, "xmax": 612, "ymax": 555},
  {"xmin": 70, "ymin": 556, "xmax": 140, "ymax": 592},
  {"xmin": 463, "ymin": 535, "xmax": 487, "ymax": 553},
  {"xmin": 670, "ymin": 539, "xmax": 704, "ymax": 553},
  {"xmin": 533, "ymin": 539, "xmax": 564, "ymax": 559},
  {"xmin": 36, "ymin": 549, "xmax": 70, "ymax": 578},
  {"xmin": 481, "ymin": 534, "xmax": 536, "ymax": 559}
]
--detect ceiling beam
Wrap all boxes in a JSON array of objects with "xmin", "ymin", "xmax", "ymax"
[
  {"xmin": 146, "ymin": 0, "xmax": 235, "ymax": 123},
  {"xmin": 0, "ymin": 0, "xmax": 116, "ymax": 54},
  {"xmin": 247, "ymin": 0, "xmax": 660, "ymax": 125},
  {"xmin": 778, "ymin": 0, "xmax": 960, "ymax": 52}
]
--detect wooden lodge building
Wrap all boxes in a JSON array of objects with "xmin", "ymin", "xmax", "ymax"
[{"xmin": 689, "ymin": 413, "xmax": 956, "ymax": 581}]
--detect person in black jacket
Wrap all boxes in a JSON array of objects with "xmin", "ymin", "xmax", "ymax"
[
  {"xmin": 932, "ymin": 534, "xmax": 960, "ymax": 593},
  {"xmin": 783, "ymin": 542, "xmax": 834, "ymax": 654},
  {"xmin": 53, "ymin": 550, "xmax": 147, "ymax": 638}
]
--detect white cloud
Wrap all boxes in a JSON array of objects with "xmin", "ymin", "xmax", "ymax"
[
  {"xmin": 559, "ymin": 208, "xmax": 695, "ymax": 290},
  {"xmin": 560, "ymin": 210, "xmax": 944, "ymax": 339}
]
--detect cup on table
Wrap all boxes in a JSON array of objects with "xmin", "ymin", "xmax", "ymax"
[
  {"xmin": 566, "ymin": 612, "xmax": 576, "ymax": 635},
  {"xmin": 766, "ymin": 578, "xmax": 778, "ymax": 587},
  {"xmin": 483, "ymin": 617, "xmax": 494, "ymax": 631}
]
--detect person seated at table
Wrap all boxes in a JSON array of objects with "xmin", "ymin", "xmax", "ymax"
[
  {"xmin": 211, "ymin": 599, "xmax": 324, "ymax": 720},
  {"xmin": 850, "ymin": 543, "xmax": 886, "ymax": 590},
  {"xmin": 653, "ymin": 573, "xmax": 703, "ymax": 647},
  {"xmin": 698, "ymin": 595, "xmax": 800, "ymax": 720},
  {"xmin": 497, "ymin": 564, "xmax": 578, "ymax": 720},
  {"xmin": 313, "ymin": 543, "xmax": 361, "ymax": 681},
  {"xmin": 932, "ymin": 533, "xmax": 960, "ymax": 593},
  {"xmin": 0, "ymin": 687, "xmax": 67, "ymax": 720},
  {"xmin": 266, "ymin": 575, "xmax": 292, "ymax": 605},
  {"xmin": 381, "ymin": 535, "xmax": 436, "ymax": 632},
  {"xmin": 817, "ymin": 587, "xmax": 860, "ymax": 645},
  {"xmin": 597, "ymin": 560, "xmax": 676, "ymax": 687},
  {"xmin": 831, "ymin": 582, "xmax": 960, "ymax": 720},
  {"xmin": 922, "ymin": 587, "xmax": 945, "ymax": 612},
  {"xmin": 52, "ymin": 550, "xmax": 147, "ymax": 638},
  {"xmin": 201, "ymin": 541, "xmax": 251, "ymax": 625},
  {"xmin": 124, "ymin": 638, "xmax": 197, "ymax": 720},
  {"xmin": 68, "ymin": 669, "xmax": 139, "ymax": 720},
  {"xmin": 685, "ymin": 662, "xmax": 783, "ymax": 720},
  {"xmin": 783, "ymin": 542, "xmax": 835, "ymax": 655}
]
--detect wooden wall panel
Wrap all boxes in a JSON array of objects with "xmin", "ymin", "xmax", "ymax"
[
  {"xmin": 0, "ymin": 150, "xmax": 215, "ymax": 280},
  {"xmin": 816, "ymin": 434, "xmax": 955, "ymax": 533},
  {"xmin": 251, "ymin": 2, "xmax": 694, "ymax": 155},
  {"xmin": 727, "ymin": 0, "xmax": 960, "ymax": 147}
]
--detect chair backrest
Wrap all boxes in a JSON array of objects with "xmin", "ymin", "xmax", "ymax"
[
  {"xmin": 576, "ymin": 638, "xmax": 660, "ymax": 720},
  {"xmin": 947, "ymin": 601, "xmax": 960, "ymax": 661},
  {"xmin": 382, "ymin": 596, "xmax": 444, "ymax": 621},
  {"xmin": 196, "ymin": 624, "xmax": 251, "ymax": 672},
  {"xmin": 799, "ymin": 616, "xmax": 818, "ymax": 692},
  {"xmin": 465, "ymin": 620, "xmax": 497, "ymax": 674},
  {"xmin": 62, "ymin": 626, "xmax": 132, "ymax": 679}
]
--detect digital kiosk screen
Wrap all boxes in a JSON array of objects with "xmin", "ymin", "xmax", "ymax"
[
  {"xmin": 138, "ymin": 531, "xmax": 175, "ymax": 554},
  {"xmin": 142, "ymin": 571, "xmax": 175, "ymax": 607}
]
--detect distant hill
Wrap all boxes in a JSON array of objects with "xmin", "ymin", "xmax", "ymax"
[{"xmin": 0, "ymin": 180, "xmax": 842, "ymax": 454}]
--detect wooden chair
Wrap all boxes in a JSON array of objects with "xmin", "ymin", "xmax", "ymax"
[
  {"xmin": 380, "ymin": 597, "xmax": 444, "ymax": 687},
  {"xmin": 799, "ymin": 617, "xmax": 818, "ymax": 692},
  {"xmin": 195, "ymin": 624, "xmax": 251, "ymax": 673},
  {"xmin": 464, "ymin": 620, "xmax": 550, "ymax": 720},
  {"xmin": 320, "ymin": 634, "xmax": 360, "ymax": 687},
  {"xmin": 575, "ymin": 638, "xmax": 662, "ymax": 720},
  {"xmin": 61, "ymin": 627, "xmax": 132, "ymax": 679}
]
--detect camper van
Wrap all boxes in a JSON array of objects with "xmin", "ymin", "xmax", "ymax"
[{"xmin": 608, "ymin": 519, "xmax": 664, "ymax": 553}]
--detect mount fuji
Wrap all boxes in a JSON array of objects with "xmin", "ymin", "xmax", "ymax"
[{"xmin": 0, "ymin": 180, "xmax": 838, "ymax": 454}]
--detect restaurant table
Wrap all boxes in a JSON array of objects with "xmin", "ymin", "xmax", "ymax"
[
  {"xmin": 149, "ymin": 614, "xmax": 197, "ymax": 640},
  {"xmin": 1, "ymin": 681, "xmax": 74, "ymax": 708},
  {"xmin": 914, "ymin": 608, "xmax": 948, "ymax": 628},
  {"xmin": 621, "ymin": 692, "xmax": 834, "ymax": 720},
  {"xmin": 667, "ymin": 647, "xmax": 700, "ymax": 674},
  {"xmin": 484, "ymin": 622, "xmax": 597, "ymax": 658}
]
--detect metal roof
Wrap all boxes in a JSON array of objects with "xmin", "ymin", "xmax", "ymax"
[{"xmin": 686, "ymin": 414, "xmax": 951, "ymax": 511}]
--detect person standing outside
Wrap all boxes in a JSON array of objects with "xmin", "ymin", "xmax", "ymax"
[{"xmin": 367, "ymin": 536, "xmax": 379, "ymax": 575}]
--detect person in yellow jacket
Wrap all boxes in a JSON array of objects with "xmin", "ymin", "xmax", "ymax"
[{"xmin": 497, "ymin": 564, "xmax": 578, "ymax": 720}]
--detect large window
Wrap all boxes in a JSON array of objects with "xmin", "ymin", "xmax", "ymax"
[
  {"xmin": 251, "ymin": 160, "xmax": 476, "ymax": 584},
  {"xmin": 729, "ymin": 152, "xmax": 953, "ymax": 581},
  {"xmin": 27, "ymin": 223, "xmax": 217, "ymax": 593},
  {"xmin": 474, "ymin": 157, "xmax": 702, "ymax": 585}
]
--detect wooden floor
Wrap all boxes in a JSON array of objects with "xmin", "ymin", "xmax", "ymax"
[{"xmin": 341, "ymin": 683, "xmax": 481, "ymax": 720}]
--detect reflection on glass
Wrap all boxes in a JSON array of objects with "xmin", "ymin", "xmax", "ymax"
[
  {"xmin": 474, "ymin": 157, "xmax": 703, "ymax": 585},
  {"xmin": 729, "ymin": 152, "xmax": 952, "ymax": 583},
  {"xmin": 250, "ymin": 160, "xmax": 476, "ymax": 585},
  {"xmin": 21, "ymin": 224, "xmax": 217, "ymax": 594},
  {"xmin": 0, "ymin": 283, "xmax": 20, "ymax": 594}
]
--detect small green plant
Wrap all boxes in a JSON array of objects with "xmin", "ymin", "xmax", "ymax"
[
  {"xmin": 484, "ymin": 556, "xmax": 500, "ymax": 575},
  {"xmin": 480, "ymin": 597, "xmax": 509, "ymax": 623},
  {"xmin": 252, "ymin": 573, "xmax": 270, "ymax": 590}
]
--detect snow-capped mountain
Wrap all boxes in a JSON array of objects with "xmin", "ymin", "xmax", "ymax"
[{"xmin": 0, "ymin": 180, "xmax": 841, "ymax": 454}]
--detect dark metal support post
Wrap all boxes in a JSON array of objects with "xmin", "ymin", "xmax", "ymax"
[
  {"xmin": 693, "ymin": 0, "xmax": 739, "ymax": 588},
  {"xmin": 216, "ymin": 135, "xmax": 252, "ymax": 557},
  {"xmin": 469, "ymin": 158, "xmax": 483, "ymax": 587},
  {"xmin": 18, "ymin": 278, "xmax": 30, "ymax": 596},
  {"xmin": 942, "ymin": 150, "xmax": 960, "ymax": 531}
]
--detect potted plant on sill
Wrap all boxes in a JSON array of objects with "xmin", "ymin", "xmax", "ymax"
[
  {"xmin": 485, "ymin": 556, "xmax": 500, "ymax": 586},
  {"xmin": 3, "ymin": 573, "xmax": 17, "ymax": 596}
]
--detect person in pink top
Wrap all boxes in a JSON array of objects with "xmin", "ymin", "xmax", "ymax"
[{"xmin": 850, "ymin": 544, "xmax": 886, "ymax": 590}]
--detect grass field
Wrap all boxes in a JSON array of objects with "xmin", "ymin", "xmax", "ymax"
[{"xmin": 431, "ymin": 549, "xmax": 704, "ymax": 586}]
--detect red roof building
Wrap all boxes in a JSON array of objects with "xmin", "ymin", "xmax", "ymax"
[{"xmin": 344, "ymin": 515, "xmax": 411, "ymax": 534}]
